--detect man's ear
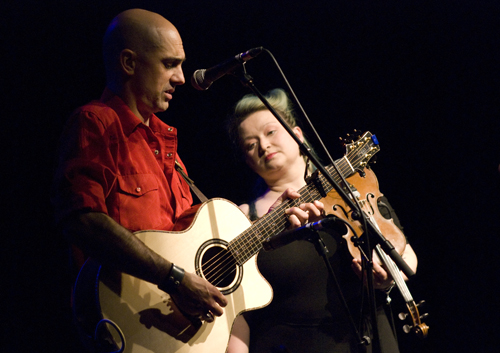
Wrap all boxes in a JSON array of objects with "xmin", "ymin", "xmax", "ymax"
[{"xmin": 120, "ymin": 49, "xmax": 136, "ymax": 76}]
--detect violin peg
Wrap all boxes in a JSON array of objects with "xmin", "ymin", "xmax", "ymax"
[
  {"xmin": 420, "ymin": 313, "xmax": 429, "ymax": 320},
  {"xmin": 398, "ymin": 312, "xmax": 409, "ymax": 320},
  {"xmin": 417, "ymin": 300, "xmax": 426, "ymax": 307},
  {"xmin": 403, "ymin": 322, "xmax": 430, "ymax": 339}
]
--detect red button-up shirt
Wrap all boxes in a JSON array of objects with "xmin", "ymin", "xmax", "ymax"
[{"xmin": 52, "ymin": 88, "xmax": 193, "ymax": 232}]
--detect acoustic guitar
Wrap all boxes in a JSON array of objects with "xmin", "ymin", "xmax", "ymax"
[{"xmin": 72, "ymin": 131, "xmax": 380, "ymax": 353}]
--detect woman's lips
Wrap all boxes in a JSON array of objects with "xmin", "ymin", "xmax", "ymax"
[{"xmin": 265, "ymin": 152, "xmax": 277, "ymax": 161}]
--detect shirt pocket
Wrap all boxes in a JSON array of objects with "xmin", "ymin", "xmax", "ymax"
[{"xmin": 116, "ymin": 173, "xmax": 161, "ymax": 231}]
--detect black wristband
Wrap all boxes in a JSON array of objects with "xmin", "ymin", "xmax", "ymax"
[{"xmin": 158, "ymin": 264, "xmax": 185, "ymax": 294}]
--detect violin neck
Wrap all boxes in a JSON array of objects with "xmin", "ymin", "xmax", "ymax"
[{"xmin": 375, "ymin": 244, "xmax": 413, "ymax": 303}]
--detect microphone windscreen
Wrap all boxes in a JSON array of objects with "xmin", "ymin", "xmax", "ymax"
[{"xmin": 191, "ymin": 69, "xmax": 208, "ymax": 90}]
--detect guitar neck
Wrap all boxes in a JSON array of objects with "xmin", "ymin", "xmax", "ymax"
[
  {"xmin": 229, "ymin": 156, "xmax": 358, "ymax": 265},
  {"xmin": 229, "ymin": 131, "xmax": 379, "ymax": 265}
]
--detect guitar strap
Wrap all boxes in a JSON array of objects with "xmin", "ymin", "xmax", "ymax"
[{"xmin": 175, "ymin": 160, "xmax": 209, "ymax": 203}]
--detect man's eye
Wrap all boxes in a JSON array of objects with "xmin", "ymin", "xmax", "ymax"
[
  {"xmin": 164, "ymin": 60, "xmax": 181, "ymax": 69},
  {"xmin": 268, "ymin": 130, "xmax": 276, "ymax": 136}
]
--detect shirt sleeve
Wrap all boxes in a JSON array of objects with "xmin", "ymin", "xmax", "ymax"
[{"xmin": 51, "ymin": 109, "xmax": 117, "ymax": 224}]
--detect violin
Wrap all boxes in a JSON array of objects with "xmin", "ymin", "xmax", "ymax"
[
  {"xmin": 320, "ymin": 165, "xmax": 429, "ymax": 339},
  {"xmin": 320, "ymin": 166, "xmax": 406, "ymax": 261},
  {"xmin": 374, "ymin": 241, "xmax": 429, "ymax": 339}
]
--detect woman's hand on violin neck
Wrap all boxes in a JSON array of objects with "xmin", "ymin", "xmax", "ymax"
[{"xmin": 351, "ymin": 258, "xmax": 395, "ymax": 290}]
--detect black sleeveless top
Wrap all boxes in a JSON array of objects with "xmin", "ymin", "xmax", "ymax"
[{"xmin": 243, "ymin": 197, "xmax": 402, "ymax": 353}]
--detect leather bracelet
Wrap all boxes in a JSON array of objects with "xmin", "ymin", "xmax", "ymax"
[{"xmin": 158, "ymin": 264, "xmax": 185, "ymax": 294}]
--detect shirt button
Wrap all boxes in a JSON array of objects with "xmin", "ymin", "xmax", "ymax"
[
  {"xmin": 167, "ymin": 153, "xmax": 173, "ymax": 157},
  {"xmin": 136, "ymin": 187, "xmax": 142, "ymax": 193},
  {"xmin": 154, "ymin": 150, "xmax": 159, "ymax": 155},
  {"xmin": 168, "ymin": 127, "xmax": 173, "ymax": 132}
]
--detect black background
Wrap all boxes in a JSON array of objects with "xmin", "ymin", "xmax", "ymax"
[{"xmin": 3, "ymin": 1, "xmax": 500, "ymax": 352}]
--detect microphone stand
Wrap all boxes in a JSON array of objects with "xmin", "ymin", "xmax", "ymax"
[
  {"xmin": 234, "ymin": 69, "xmax": 415, "ymax": 353},
  {"xmin": 309, "ymin": 227, "xmax": 372, "ymax": 351}
]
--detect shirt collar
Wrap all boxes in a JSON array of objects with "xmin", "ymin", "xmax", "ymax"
[
  {"xmin": 100, "ymin": 87, "xmax": 177, "ymax": 137},
  {"xmin": 100, "ymin": 88, "xmax": 142, "ymax": 136}
]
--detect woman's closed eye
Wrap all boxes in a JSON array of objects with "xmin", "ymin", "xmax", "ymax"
[{"xmin": 246, "ymin": 142, "xmax": 257, "ymax": 151}]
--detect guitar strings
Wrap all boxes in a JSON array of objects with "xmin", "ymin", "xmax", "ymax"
[{"xmin": 198, "ymin": 190, "xmax": 314, "ymax": 286}]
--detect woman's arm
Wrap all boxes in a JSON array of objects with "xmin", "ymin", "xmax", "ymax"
[{"xmin": 227, "ymin": 315, "xmax": 250, "ymax": 353}]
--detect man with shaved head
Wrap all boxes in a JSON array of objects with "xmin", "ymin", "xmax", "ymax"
[
  {"xmin": 52, "ymin": 9, "xmax": 325, "ymax": 352},
  {"xmin": 52, "ymin": 8, "xmax": 227, "ymax": 336}
]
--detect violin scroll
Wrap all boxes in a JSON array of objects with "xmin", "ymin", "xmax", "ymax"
[{"xmin": 399, "ymin": 300, "xmax": 429, "ymax": 339}]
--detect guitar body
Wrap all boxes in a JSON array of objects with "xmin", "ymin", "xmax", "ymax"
[{"xmin": 73, "ymin": 199, "xmax": 273, "ymax": 353}]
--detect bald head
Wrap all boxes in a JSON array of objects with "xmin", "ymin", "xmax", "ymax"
[
  {"xmin": 103, "ymin": 9, "xmax": 181, "ymax": 84},
  {"xmin": 101, "ymin": 9, "xmax": 186, "ymax": 121}
]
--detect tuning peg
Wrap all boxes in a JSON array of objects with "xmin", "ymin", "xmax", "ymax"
[
  {"xmin": 339, "ymin": 136, "xmax": 349, "ymax": 146},
  {"xmin": 416, "ymin": 300, "xmax": 426, "ymax": 308},
  {"xmin": 403, "ymin": 323, "xmax": 429, "ymax": 339},
  {"xmin": 398, "ymin": 312, "xmax": 409, "ymax": 320},
  {"xmin": 420, "ymin": 313, "xmax": 429, "ymax": 321}
]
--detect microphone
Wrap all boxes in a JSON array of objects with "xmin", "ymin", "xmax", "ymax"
[
  {"xmin": 262, "ymin": 216, "xmax": 340, "ymax": 251},
  {"xmin": 191, "ymin": 47, "xmax": 264, "ymax": 90}
]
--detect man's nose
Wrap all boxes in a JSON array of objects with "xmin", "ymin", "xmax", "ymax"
[{"xmin": 172, "ymin": 67, "xmax": 185, "ymax": 86}]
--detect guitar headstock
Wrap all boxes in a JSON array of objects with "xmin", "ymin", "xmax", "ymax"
[
  {"xmin": 340, "ymin": 130, "xmax": 380, "ymax": 174},
  {"xmin": 339, "ymin": 129, "xmax": 364, "ymax": 145}
]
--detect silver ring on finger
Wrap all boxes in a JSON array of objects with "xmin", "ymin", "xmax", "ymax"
[{"xmin": 203, "ymin": 311, "xmax": 213, "ymax": 321}]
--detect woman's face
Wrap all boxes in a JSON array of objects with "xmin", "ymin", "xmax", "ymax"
[{"xmin": 238, "ymin": 110, "xmax": 303, "ymax": 178}]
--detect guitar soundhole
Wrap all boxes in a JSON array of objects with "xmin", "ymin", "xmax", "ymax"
[{"xmin": 195, "ymin": 239, "xmax": 243, "ymax": 295}]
